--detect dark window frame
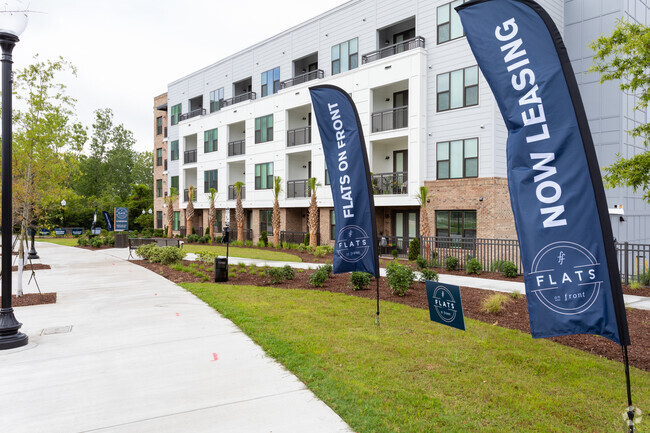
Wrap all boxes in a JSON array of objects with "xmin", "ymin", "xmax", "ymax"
[
  {"xmin": 261, "ymin": 67, "xmax": 280, "ymax": 97},
  {"xmin": 170, "ymin": 140, "xmax": 179, "ymax": 161},
  {"xmin": 435, "ymin": 210, "xmax": 477, "ymax": 238},
  {"xmin": 259, "ymin": 209, "xmax": 273, "ymax": 236},
  {"xmin": 437, "ymin": 65, "xmax": 479, "ymax": 112},
  {"xmin": 204, "ymin": 128, "xmax": 218, "ymax": 153},
  {"xmin": 156, "ymin": 148, "xmax": 163, "ymax": 166},
  {"xmin": 209, "ymin": 88, "xmax": 224, "ymax": 113},
  {"xmin": 254, "ymin": 162, "xmax": 274, "ymax": 190},
  {"xmin": 204, "ymin": 169, "xmax": 218, "ymax": 193},
  {"xmin": 156, "ymin": 179, "xmax": 163, "ymax": 197},
  {"xmin": 255, "ymin": 114, "xmax": 274, "ymax": 143},
  {"xmin": 170, "ymin": 104, "xmax": 182, "ymax": 125},
  {"xmin": 331, "ymin": 38, "xmax": 359, "ymax": 75},
  {"xmin": 330, "ymin": 209, "xmax": 336, "ymax": 240},
  {"xmin": 436, "ymin": 137, "xmax": 478, "ymax": 179},
  {"xmin": 156, "ymin": 116, "xmax": 163, "ymax": 135},
  {"xmin": 437, "ymin": 0, "xmax": 469, "ymax": 44}
]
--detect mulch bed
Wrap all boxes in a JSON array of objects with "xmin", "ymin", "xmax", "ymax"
[
  {"xmin": 11, "ymin": 264, "xmax": 51, "ymax": 272},
  {"xmin": 136, "ymin": 260, "xmax": 650, "ymax": 372},
  {"xmin": 0, "ymin": 293, "xmax": 57, "ymax": 307}
]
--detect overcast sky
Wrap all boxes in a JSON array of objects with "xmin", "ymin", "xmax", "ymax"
[{"xmin": 13, "ymin": 0, "xmax": 349, "ymax": 153}]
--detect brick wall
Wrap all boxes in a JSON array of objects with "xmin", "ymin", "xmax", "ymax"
[{"xmin": 424, "ymin": 177, "xmax": 516, "ymax": 239}]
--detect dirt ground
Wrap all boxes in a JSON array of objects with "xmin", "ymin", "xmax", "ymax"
[{"xmin": 137, "ymin": 259, "xmax": 650, "ymax": 372}]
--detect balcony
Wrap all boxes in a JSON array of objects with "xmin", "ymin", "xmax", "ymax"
[
  {"xmin": 287, "ymin": 126, "xmax": 311, "ymax": 147},
  {"xmin": 372, "ymin": 171, "xmax": 408, "ymax": 195},
  {"xmin": 220, "ymin": 92, "xmax": 256, "ymax": 108},
  {"xmin": 228, "ymin": 184, "xmax": 246, "ymax": 200},
  {"xmin": 280, "ymin": 70, "xmax": 324, "ymax": 90},
  {"xmin": 361, "ymin": 36, "xmax": 425, "ymax": 64},
  {"xmin": 183, "ymin": 189, "xmax": 198, "ymax": 202},
  {"xmin": 371, "ymin": 106, "xmax": 408, "ymax": 133},
  {"xmin": 228, "ymin": 139, "xmax": 246, "ymax": 156},
  {"xmin": 287, "ymin": 179, "xmax": 310, "ymax": 198},
  {"xmin": 179, "ymin": 108, "xmax": 206, "ymax": 122},
  {"xmin": 184, "ymin": 149, "xmax": 197, "ymax": 164}
]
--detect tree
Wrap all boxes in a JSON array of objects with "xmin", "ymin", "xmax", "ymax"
[
  {"xmin": 207, "ymin": 188, "xmax": 217, "ymax": 241},
  {"xmin": 272, "ymin": 176, "xmax": 282, "ymax": 246},
  {"xmin": 590, "ymin": 20, "xmax": 650, "ymax": 201},
  {"xmin": 186, "ymin": 185, "xmax": 195, "ymax": 235},
  {"xmin": 234, "ymin": 181, "xmax": 244, "ymax": 242},
  {"xmin": 307, "ymin": 177, "xmax": 320, "ymax": 249},
  {"xmin": 165, "ymin": 187, "xmax": 178, "ymax": 238},
  {"xmin": 132, "ymin": 151, "xmax": 153, "ymax": 188},
  {"xmin": 416, "ymin": 186, "xmax": 431, "ymax": 257}
]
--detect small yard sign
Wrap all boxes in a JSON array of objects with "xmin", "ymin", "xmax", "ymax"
[{"xmin": 426, "ymin": 281, "xmax": 465, "ymax": 331}]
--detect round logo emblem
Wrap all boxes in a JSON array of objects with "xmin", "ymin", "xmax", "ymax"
[
  {"xmin": 336, "ymin": 225, "xmax": 370, "ymax": 263},
  {"xmin": 432, "ymin": 285, "xmax": 457, "ymax": 323},
  {"xmin": 116, "ymin": 208, "xmax": 128, "ymax": 219},
  {"xmin": 529, "ymin": 241, "xmax": 601, "ymax": 316}
]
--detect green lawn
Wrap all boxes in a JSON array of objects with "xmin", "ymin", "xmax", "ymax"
[
  {"xmin": 183, "ymin": 244, "xmax": 302, "ymax": 262},
  {"xmin": 183, "ymin": 283, "xmax": 650, "ymax": 433},
  {"xmin": 36, "ymin": 238, "xmax": 78, "ymax": 247}
]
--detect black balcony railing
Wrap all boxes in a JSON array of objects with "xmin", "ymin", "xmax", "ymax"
[
  {"xmin": 184, "ymin": 149, "xmax": 197, "ymax": 164},
  {"xmin": 286, "ymin": 179, "xmax": 310, "ymax": 198},
  {"xmin": 279, "ymin": 69, "xmax": 324, "ymax": 89},
  {"xmin": 287, "ymin": 126, "xmax": 311, "ymax": 147},
  {"xmin": 371, "ymin": 106, "xmax": 408, "ymax": 132},
  {"xmin": 362, "ymin": 36, "xmax": 426, "ymax": 64},
  {"xmin": 228, "ymin": 139, "xmax": 246, "ymax": 156},
  {"xmin": 179, "ymin": 108, "xmax": 206, "ymax": 122},
  {"xmin": 183, "ymin": 189, "xmax": 198, "ymax": 202},
  {"xmin": 372, "ymin": 171, "xmax": 407, "ymax": 195},
  {"xmin": 228, "ymin": 184, "xmax": 246, "ymax": 200},
  {"xmin": 220, "ymin": 92, "xmax": 256, "ymax": 108}
]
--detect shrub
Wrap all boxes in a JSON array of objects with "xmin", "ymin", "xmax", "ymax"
[
  {"xmin": 260, "ymin": 231, "xmax": 268, "ymax": 247},
  {"xmin": 266, "ymin": 267, "xmax": 285, "ymax": 284},
  {"xmin": 105, "ymin": 235, "xmax": 115, "ymax": 247},
  {"xmin": 304, "ymin": 233, "xmax": 310, "ymax": 245},
  {"xmin": 481, "ymin": 294, "xmax": 511, "ymax": 314},
  {"xmin": 408, "ymin": 238, "xmax": 420, "ymax": 261},
  {"xmin": 309, "ymin": 268, "xmax": 328, "ymax": 287},
  {"xmin": 141, "ymin": 228, "xmax": 154, "ymax": 238},
  {"xmin": 510, "ymin": 290, "xmax": 522, "ymax": 299},
  {"xmin": 231, "ymin": 240, "xmax": 243, "ymax": 247},
  {"xmin": 281, "ymin": 265, "xmax": 295, "ymax": 280},
  {"xmin": 150, "ymin": 246, "xmax": 186, "ymax": 265},
  {"xmin": 256, "ymin": 241, "xmax": 265, "ymax": 248},
  {"xmin": 319, "ymin": 263, "xmax": 333, "ymax": 276},
  {"xmin": 205, "ymin": 227, "xmax": 210, "ymax": 236},
  {"xmin": 445, "ymin": 256, "xmax": 459, "ymax": 271},
  {"xmin": 215, "ymin": 236, "xmax": 222, "ymax": 243},
  {"xmin": 191, "ymin": 227, "xmax": 196, "ymax": 235},
  {"xmin": 490, "ymin": 260, "xmax": 507, "ymax": 273},
  {"xmin": 415, "ymin": 255, "xmax": 429, "ymax": 270},
  {"xmin": 466, "ymin": 258, "xmax": 482, "ymax": 275},
  {"xmin": 275, "ymin": 243, "xmax": 282, "ymax": 250},
  {"xmin": 630, "ymin": 281, "xmax": 641, "ymax": 290},
  {"xmin": 198, "ymin": 235, "xmax": 210, "ymax": 244},
  {"xmin": 386, "ymin": 261, "xmax": 414, "ymax": 296},
  {"xmin": 136, "ymin": 243, "xmax": 158, "ymax": 260},
  {"xmin": 245, "ymin": 240, "xmax": 253, "ymax": 247},
  {"xmin": 282, "ymin": 242, "xmax": 288, "ymax": 249},
  {"xmin": 502, "ymin": 261, "xmax": 518, "ymax": 278},
  {"xmin": 297, "ymin": 243, "xmax": 307, "ymax": 252},
  {"xmin": 90, "ymin": 236, "xmax": 105, "ymax": 248},
  {"xmin": 77, "ymin": 236, "xmax": 89, "ymax": 246},
  {"xmin": 186, "ymin": 234, "xmax": 200, "ymax": 243},
  {"xmin": 306, "ymin": 245, "xmax": 315, "ymax": 254},
  {"xmin": 195, "ymin": 250, "xmax": 217, "ymax": 263},
  {"xmin": 153, "ymin": 229, "xmax": 164, "ymax": 237},
  {"xmin": 289, "ymin": 243, "xmax": 299, "ymax": 250},
  {"xmin": 350, "ymin": 272, "xmax": 372, "ymax": 291},
  {"xmin": 419, "ymin": 268, "xmax": 439, "ymax": 282},
  {"xmin": 391, "ymin": 249, "xmax": 399, "ymax": 259},
  {"xmin": 314, "ymin": 245, "xmax": 333, "ymax": 258}
]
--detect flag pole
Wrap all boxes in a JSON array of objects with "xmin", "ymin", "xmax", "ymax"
[{"xmin": 622, "ymin": 345, "xmax": 635, "ymax": 432}]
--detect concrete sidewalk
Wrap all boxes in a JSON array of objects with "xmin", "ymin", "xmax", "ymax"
[{"xmin": 0, "ymin": 242, "xmax": 353, "ymax": 433}]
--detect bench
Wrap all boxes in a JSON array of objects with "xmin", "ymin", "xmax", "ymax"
[{"xmin": 128, "ymin": 237, "xmax": 183, "ymax": 259}]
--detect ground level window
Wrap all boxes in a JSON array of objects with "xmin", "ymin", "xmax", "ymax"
[
  {"xmin": 173, "ymin": 211, "xmax": 181, "ymax": 231},
  {"xmin": 435, "ymin": 210, "xmax": 476, "ymax": 238},
  {"xmin": 259, "ymin": 209, "xmax": 273, "ymax": 236},
  {"xmin": 330, "ymin": 210, "xmax": 335, "ymax": 240}
]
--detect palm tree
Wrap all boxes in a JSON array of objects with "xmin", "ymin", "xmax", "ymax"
[
  {"xmin": 234, "ymin": 181, "xmax": 244, "ymax": 242},
  {"xmin": 307, "ymin": 177, "xmax": 321, "ymax": 249},
  {"xmin": 272, "ymin": 176, "xmax": 282, "ymax": 246},
  {"xmin": 207, "ymin": 188, "xmax": 217, "ymax": 242},
  {"xmin": 165, "ymin": 187, "xmax": 178, "ymax": 238},
  {"xmin": 416, "ymin": 186, "xmax": 430, "ymax": 257},
  {"xmin": 186, "ymin": 185, "xmax": 195, "ymax": 236}
]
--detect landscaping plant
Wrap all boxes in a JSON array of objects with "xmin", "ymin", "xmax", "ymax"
[
  {"xmin": 501, "ymin": 261, "xmax": 518, "ymax": 278},
  {"xmin": 466, "ymin": 258, "xmax": 482, "ymax": 275},
  {"xmin": 408, "ymin": 238, "xmax": 420, "ymax": 261},
  {"xmin": 386, "ymin": 260, "xmax": 414, "ymax": 296},
  {"xmin": 349, "ymin": 272, "xmax": 372, "ymax": 291},
  {"xmin": 445, "ymin": 256, "xmax": 459, "ymax": 271}
]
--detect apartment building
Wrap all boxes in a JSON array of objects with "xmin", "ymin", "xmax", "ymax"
[
  {"xmin": 153, "ymin": 93, "xmax": 170, "ymax": 232},
  {"xmin": 153, "ymin": 0, "xmax": 650, "ymax": 247}
]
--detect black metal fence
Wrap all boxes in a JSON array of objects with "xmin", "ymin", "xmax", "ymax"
[
  {"xmin": 184, "ymin": 149, "xmax": 197, "ymax": 164},
  {"xmin": 230, "ymin": 228, "xmax": 253, "ymax": 242},
  {"xmin": 280, "ymin": 69, "xmax": 324, "ymax": 89},
  {"xmin": 228, "ymin": 185, "xmax": 246, "ymax": 200},
  {"xmin": 287, "ymin": 126, "xmax": 311, "ymax": 147},
  {"xmin": 220, "ymin": 92, "xmax": 256, "ymax": 108},
  {"xmin": 280, "ymin": 230, "xmax": 320, "ymax": 246},
  {"xmin": 228, "ymin": 139, "xmax": 245, "ymax": 156},
  {"xmin": 372, "ymin": 172, "xmax": 407, "ymax": 195},
  {"xmin": 179, "ymin": 108, "xmax": 206, "ymax": 122},
  {"xmin": 615, "ymin": 242, "xmax": 650, "ymax": 285},
  {"xmin": 418, "ymin": 236, "xmax": 522, "ymax": 273},
  {"xmin": 287, "ymin": 179, "xmax": 310, "ymax": 198},
  {"xmin": 371, "ymin": 106, "xmax": 408, "ymax": 132}
]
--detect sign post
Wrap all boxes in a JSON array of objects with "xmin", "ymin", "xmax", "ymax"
[{"xmin": 114, "ymin": 207, "xmax": 128, "ymax": 232}]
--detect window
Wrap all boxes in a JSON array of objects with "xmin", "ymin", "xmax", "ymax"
[
  {"xmin": 332, "ymin": 38, "xmax": 358, "ymax": 75},
  {"xmin": 435, "ymin": 210, "xmax": 476, "ymax": 238},
  {"xmin": 170, "ymin": 140, "xmax": 179, "ymax": 161},
  {"xmin": 214, "ymin": 210, "xmax": 223, "ymax": 232},
  {"xmin": 156, "ymin": 116, "xmax": 163, "ymax": 135},
  {"xmin": 170, "ymin": 176, "xmax": 179, "ymax": 193},
  {"xmin": 437, "ymin": 66, "xmax": 478, "ymax": 111},
  {"xmin": 436, "ymin": 138, "xmax": 478, "ymax": 179},
  {"xmin": 156, "ymin": 148, "xmax": 163, "ymax": 166},
  {"xmin": 330, "ymin": 210, "xmax": 336, "ymax": 240},
  {"xmin": 261, "ymin": 67, "xmax": 280, "ymax": 97},
  {"xmin": 437, "ymin": 0, "xmax": 469, "ymax": 44},
  {"xmin": 204, "ymin": 128, "xmax": 218, "ymax": 153},
  {"xmin": 255, "ymin": 162, "xmax": 273, "ymax": 190},
  {"xmin": 156, "ymin": 179, "xmax": 163, "ymax": 197},
  {"xmin": 210, "ymin": 88, "xmax": 224, "ymax": 113},
  {"xmin": 171, "ymin": 104, "xmax": 182, "ymax": 125},
  {"xmin": 156, "ymin": 211, "xmax": 163, "ymax": 229},
  {"xmin": 204, "ymin": 169, "xmax": 218, "ymax": 193},
  {"xmin": 173, "ymin": 211, "xmax": 180, "ymax": 231},
  {"xmin": 255, "ymin": 114, "xmax": 273, "ymax": 143},
  {"xmin": 259, "ymin": 209, "xmax": 273, "ymax": 236},
  {"xmin": 325, "ymin": 168, "xmax": 331, "ymax": 185}
]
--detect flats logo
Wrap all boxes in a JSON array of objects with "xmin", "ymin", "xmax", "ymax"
[
  {"xmin": 431, "ymin": 285, "xmax": 458, "ymax": 323},
  {"xmin": 529, "ymin": 241, "xmax": 602, "ymax": 315},
  {"xmin": 336, "ymin": 225, "xmax": 370, "ymax": 263}
]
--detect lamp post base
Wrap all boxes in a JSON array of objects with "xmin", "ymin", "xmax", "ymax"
[{"xmin": 0, "ymin": 308, "xmax": 28, "ymax": 350}]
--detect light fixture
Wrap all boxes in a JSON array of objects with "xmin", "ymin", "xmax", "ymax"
[
  {"xmin": 302, "ymin": 116, "xmax": 307, "ymax": 120},
  {"xmin": 0, "ymin": 0, "xmax": 29, "ymax": 350},
  {"xmin": 620, "ymin": 216, "xmax": 626, "ymax": 222},
  {"xmin": 385, "ymin": 156, "xmax": 390, "ymax": 160},
  {"xmin": 385, "ymin": 40, "xmax": 390, "ymax": 45},
  {"xmin": 302, "ymin": 165, "xmax": 307, "ymax": 168},
  {"xmin": 426, "ymin": 199, "xmax": 430, "ymax": 203},
  {"xmin": 385, "ymin": 97, "xmax": 390, "ymax": 102},
  {"xmin": 479, "ymin": 197, "xmax": 484, "ymax": 201},
  {"xmin": 142, "ymin": 209, "xmax": 145, "ymax": 215}
]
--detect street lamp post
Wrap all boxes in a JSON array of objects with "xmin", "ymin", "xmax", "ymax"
[
  {"xmin": 0, "ymin": 1, "xmax": 29, "ymax": 350},
  {"xmin": 60, "ymin": 199, "xmax": 66, "ymax": 230}
]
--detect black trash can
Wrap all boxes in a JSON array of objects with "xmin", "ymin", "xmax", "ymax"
[
  {"xmin": 114, "ymin": 232, "xmax": 128, "ymax": 248},
  {"xmin": 214, "ymin": 257, "xmax": 228, "ymax": 282}
]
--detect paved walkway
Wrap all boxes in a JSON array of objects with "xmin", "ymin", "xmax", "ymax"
[{"xmin": 0, "ymin": 242, "xmax": 353, "ymax": 433}]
